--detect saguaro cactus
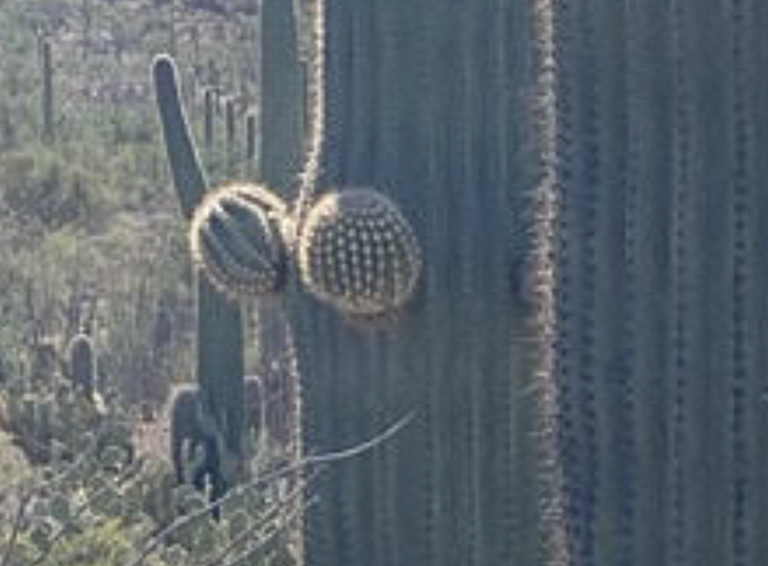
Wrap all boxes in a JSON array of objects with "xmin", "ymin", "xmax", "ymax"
[
  {"xmin": 203, "ymin": 87, "xmax": 216, "ymax": 152},
  {"xmin": 245, "ymin": 111, "xmax": 257, "ymax": 166},
  {"xmin": 259, "ymin": 0, "xmax": 303, "ymax": 190},
  {"xmin": 40, "ymin": 38, "xmax": 54, "ymax": 143},
  {"xmin": 153, "ymin": 55, "xmax": 246, "ymax": 497},
  {"xmin": 66, "ymin": 330, "xmax": 95, "ymax": 397},
  {"xmin": 534, "ymin": 0, "xmax": 768, "ymax": 564},
  {"xmin": 294, "ymin": 1, "xmax": 541, "ymax": 565},
  {"xmin": 224, "ymin": 96, "xmax": 236, "ymax": 171}
]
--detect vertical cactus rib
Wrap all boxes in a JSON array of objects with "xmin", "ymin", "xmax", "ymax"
[
  {"xmin": 548, "ymin": 0, "xmax": 586, "ymax": 561},
  {"xmin": 531, "ymin": 0, "xmax": 569, "ymax": 559},
  {"xmin": 666, "ymin": 1, "xmax": 692, "ymax": 561},
  {"xmin": 571, "ymin": 2, "xmax": 601, "ymax": 562},
  {"xmin": 590, "ymin": 0, "xmax": 634, "ymax": 562},
  {"xmin": 621, "ymin": 0, "xmax": 672, "ymax": 563},
  {"xmin": 726, "ymin": 0, "xmax": 754, "ymax": 563}
]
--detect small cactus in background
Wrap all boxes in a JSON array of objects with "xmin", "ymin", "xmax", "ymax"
[
  {"xmin": 224, "ymin": 97, "xmax": 236, "ymax": 170},
  {"xmin": 40, "ymin": 38, "xmax": 54, "ymax": 143},
  {"xmin": 189, "ymin": 183, "xmax": 289, "ymax": 300},
  {"xmin": 245, "ymin": 111, "xmax": 257, "ymax": 165},
  {"xmin": 296, "ymin": 188, "xmax": 422, "ymax": 322},
  {"xmin": 66, "ymin": 330, "xmax": 96, "ymax": 397},
  {"xmin": 153, "ymin": 55, "xmax": 246, "ymax": 501},
  {"xmin": 169, "ymin": 384, "xmax": 225, "ymax": 509},
  {"xmin": 203, "ymin": 87, "xmax": 215, "ymax": 152},
  {"xmin": 170, "ymin": 378, "xmax": 265, "ymax": 504}
]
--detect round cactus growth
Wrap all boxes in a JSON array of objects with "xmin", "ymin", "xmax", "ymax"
[
  {"xmin": 297, "ymin": 187, "xmax": 423, "ymax": 321},
  {"xmin": 190, "ymin": 184, "xmax": 289, "ymax": 300}
]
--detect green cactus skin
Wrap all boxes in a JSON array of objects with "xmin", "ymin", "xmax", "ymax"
[
  {"xmin": 152, "ymin": 55, "xmax": 246, "ymax": 501},
  {"xmin": 535, "ymin": 0, "xmax": 768, "ymax": 563},
  {"xmin": 66, "ymin": 332, "xmax": 96, "ymax": 397},
  {"xmin": 41, "ymin": 39, "xmax": 54, "ymax": 143},
  {"xmin": 295, "ymin": 1, "xmax": 541, "ymax": 565},
  {"xmin": 189, "ymin": 183, "xmax": 289, "ymax": 300},
  {"xmin": 296, "ymin": 188, "xmax": 422, "ymax": 322}
]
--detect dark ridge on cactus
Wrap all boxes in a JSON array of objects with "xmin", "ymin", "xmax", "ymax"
[
  {"xmin": 296, "ymin": 187, "xmax": 423, "ymax": 323},
  {"xmin": 190, "ymin": 183, "xmax": 289, "ymax": 300}
]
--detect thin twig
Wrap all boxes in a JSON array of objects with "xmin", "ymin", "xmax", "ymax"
[
  {"xmin": 127, "ymin": 411, "xmax": 413, "ymax": 566},
  {"xmin": 28, "ymin": 459, "xmax": 142, "ymax": 566},
  {"xmin": 198, "ymin": 472, "xmax": 313, "ymax": 566},
  {"xmin": 222, "ymin": 495, "xmax": 316, "ymax": 566},
  {"xmin": 0, "ymin": 491, "xmax": 34, "ymax": 566}
]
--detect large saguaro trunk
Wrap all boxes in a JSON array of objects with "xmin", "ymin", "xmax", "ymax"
[
  {"xmin": 538, "ymin": 0, "xmax": 768, "ymax": 563},
  {"xmin": 295, "ymin": 2, "xmax": 542, "ymax": 566}
]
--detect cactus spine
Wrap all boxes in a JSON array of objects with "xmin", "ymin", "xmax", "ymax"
[{"xmin": 153, "ymin": 56, "xmax": 245, "ymax": 498}]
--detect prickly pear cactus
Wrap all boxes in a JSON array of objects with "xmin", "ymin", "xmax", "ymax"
[{"xmin": 190, "ymin": 183, "xmax": 289, "ymax": 300}]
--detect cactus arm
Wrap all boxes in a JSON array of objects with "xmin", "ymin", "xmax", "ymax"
[{"xmin": 152, "ymin": 55, "xmax": 208, "ymax": 219}]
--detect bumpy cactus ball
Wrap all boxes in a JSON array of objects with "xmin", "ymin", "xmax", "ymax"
[
  {"xmin": 190, "ymin": 184, "xmax": 288, "ymax": 300},
  {"xmin": 297, "ymin": 188, "xmax": 422, "ymax": 320}
]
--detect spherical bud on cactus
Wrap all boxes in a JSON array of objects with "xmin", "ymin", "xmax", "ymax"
[
  {"xmin": 297, "ymin": 187, "xmax": 423, "ymax": 321},
  {"xmin": 190, "ymin": 184, "xmax": 289, "ymax": 300}
]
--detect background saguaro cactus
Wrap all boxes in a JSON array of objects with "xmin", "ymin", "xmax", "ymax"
[
  {"xmin": 66, "ymin": 330, "xmax": 95, "ymax": 397},
  {"xmin": 40, "ymin": 38, "xmax": 54, "ymax": 143},
  {"xmin": 292, "ymin": 1, "xmax": 542, "ymax": 565},
  {"xmin": 153, "ymin": 55, "xmax": 246, "ymax": 498}
]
